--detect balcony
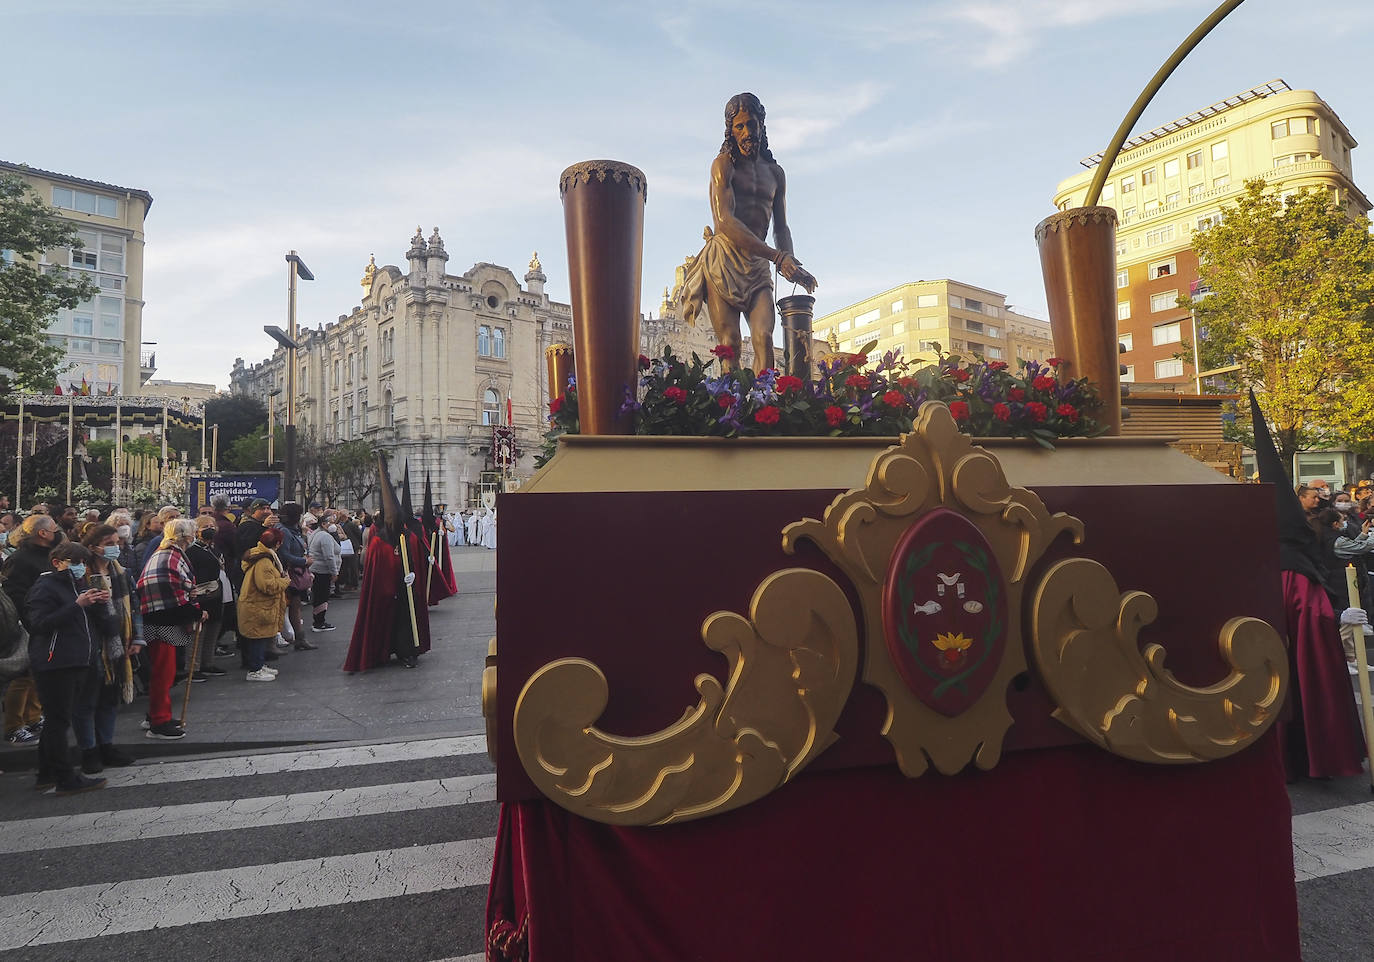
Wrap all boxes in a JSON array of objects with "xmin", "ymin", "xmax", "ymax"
[{"xmin": 139, "ymin": 350, "xmax": 156, "ymax": 386}]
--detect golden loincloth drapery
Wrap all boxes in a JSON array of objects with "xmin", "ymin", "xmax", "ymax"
[{"xmin": 679, "ymin": 227, "xmax": 773, "ymax": 327}]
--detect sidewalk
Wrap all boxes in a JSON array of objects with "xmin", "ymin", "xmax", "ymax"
[{"xmin": 2, "ymin": 547, "xmax": 496, "ymax": 766}]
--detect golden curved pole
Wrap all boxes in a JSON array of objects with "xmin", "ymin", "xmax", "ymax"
[{"xmin": 1085, "ymin": 0, "xmax": 1246, "ymax": 207}]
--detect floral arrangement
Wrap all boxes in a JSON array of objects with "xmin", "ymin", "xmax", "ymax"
[{"xmin": 539, "ymin": 342, "xmax": 1105, "ymax": 463}]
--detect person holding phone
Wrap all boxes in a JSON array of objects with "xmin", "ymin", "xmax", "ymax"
[{"xmin": 24, "ymin": 542, "xmax": 113, "ymax": 794}]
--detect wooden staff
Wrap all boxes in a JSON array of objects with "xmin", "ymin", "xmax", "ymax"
[
  {"xmin": 397, "ymin": 532, "xmax": 420, "ymax": 648},
  {"xmin": 1346, "ymin": 565, "xmax": 1374, "ymax": 793},
  {"xmin": 180, "ymin": 621, "xmax": 203, "ymax": 729}
]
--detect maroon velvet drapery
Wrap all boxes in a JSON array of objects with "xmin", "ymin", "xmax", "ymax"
[{"xmin": 487, "ymin": 738, "xmax": 1300, "ymax": 962}]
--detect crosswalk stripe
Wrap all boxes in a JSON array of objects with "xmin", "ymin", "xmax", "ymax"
[
  {"xmin": 0, "ymin": 773, "xmax": 496, "ymax": 855},
  {"xmin": 0, "ymin": 837, "xmax": 494, "ymax": 950},
  {"xmin": 1293, "ymin": 800, "xmax": 1374, "ymax": 881},
  {"xmin": 95, "ymin": 734, "xmax": 488, "ymax": 788}
]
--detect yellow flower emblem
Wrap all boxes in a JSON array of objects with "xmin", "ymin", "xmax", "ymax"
[{"xmin": 932, "ymin": 631, "xmax": 973, "ymax": 652}]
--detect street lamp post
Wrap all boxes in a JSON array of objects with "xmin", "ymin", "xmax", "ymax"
[{"xmin": 283, "ymin": 252, "xmax": 313, "ymax": 503}]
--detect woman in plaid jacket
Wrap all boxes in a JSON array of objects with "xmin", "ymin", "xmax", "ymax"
[{"xmin": 136, "ymin": 518, "xmax": 205, "ymax": 740}]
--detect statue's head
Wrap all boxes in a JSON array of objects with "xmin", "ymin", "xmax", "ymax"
[{"xmin": 721, "ymin": 92, "xmax": 774, "ymax": 164}]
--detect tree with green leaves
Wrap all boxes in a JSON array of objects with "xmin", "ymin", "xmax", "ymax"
[
  {"xmin": 0, "ymin": 171, "xmax": 100, "ymax": 397},
  {"xmin": 1184, "ymin": 178, "xmax": 1374, "ymax": 470}
]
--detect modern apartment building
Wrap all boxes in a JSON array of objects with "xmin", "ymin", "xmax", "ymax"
[
  {"xmin": 1, "ymin": 161, "xmax": 155, "ymax": 395},
  {"xmin": 1051, "ymin": 80, "xmax": 1369, "ymax": 389},
  {"xmin": 813, "ymin": 279, "xmax": 1053, "ymax": 369}
]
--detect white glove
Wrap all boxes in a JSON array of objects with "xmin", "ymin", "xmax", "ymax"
[
  {"xmin": 1341, "ymin": 607, "xmax": 1370, "ymax": 626},
  {"xmin": 403, "ymin": 572, "xmax": 416, "ymax": 586}
]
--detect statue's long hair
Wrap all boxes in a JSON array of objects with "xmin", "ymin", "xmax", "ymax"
[{"xmin": 719, "ymin": 92, "xmax": 774, "ymax": 164}]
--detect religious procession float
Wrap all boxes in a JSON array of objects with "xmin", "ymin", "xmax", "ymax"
[{"xmin": 481, "ymin": 3, "xmax": 1312, "ymax": 958}]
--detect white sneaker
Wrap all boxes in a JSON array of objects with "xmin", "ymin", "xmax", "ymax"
[
  {"xmin": 246, "ymin": 669, "xmax": 277, "ymax": 682},
  {"xmin": 261, "ymin": 666, "xmax": 279, "ymax": 676}
]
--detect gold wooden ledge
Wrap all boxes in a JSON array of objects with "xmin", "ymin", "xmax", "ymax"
[{"xmin": 523, "ymin": 434, "xmax": 1231, "ymax": 493}]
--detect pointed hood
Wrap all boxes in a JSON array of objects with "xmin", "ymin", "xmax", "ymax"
[
  {"xmin": 1251, "ymin": 390, "xmax": 1323, "ymax": 583},
  {"xmin": 422, "ymin": 472, "xmax": 437, "ymax": 535},
  {"xmin": 400, "ymin": 460, "xmax": 424, "ymax": 540},
  {"xmin": 376, "ymin": 453, "xmax": 403, "ymax": 545}
]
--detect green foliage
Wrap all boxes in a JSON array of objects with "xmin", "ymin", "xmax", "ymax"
[
  {"xmin": 0, "ymin": 171, "xmax": 100, "ymax": 397},
  {"xmin": 325, "ymin": 439, "xmax": 380, "ymax": 506},
  {"xmin": 85, "ymin": 439, "xmax": 114, "ymax": 467},
  {"xmin": 122, "ymin": 436, "xmax": 159, "ymax": 459},
  {"xmin": 220, "ymin": 423, "xmax": 281, "ymax": 472},
  {"xmin": 1185, "ymin": 178, "xmax": 1374, "ymax": 465},
  {"xmin": 166, "ymin": 395, "xmax": 266, "ymax": 461}
]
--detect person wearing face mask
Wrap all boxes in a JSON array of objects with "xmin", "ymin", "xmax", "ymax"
[
  {"xmin": 0, "ymin": 512, "xmax": 18, "ymax": 560},
  {"xmin": 186, "ymin": 517, "xmax": 228, "ymax": 679},
  {"xmin": 136, "ymin": 519, "xmax": 205, "ymax": 740},
  {"xmin": 72, "ymin": 524, "xmax": 142, "ymax": 772},
  {"xmin": 106, "ymin": 513, "xmax": 135, "ymax": 570},
  {"xmin": 307, "ymin": 514, "xmax": 341, "ymax": 632},
  {"xmin": 24, "ymin": 541, "xmax": 113, "ymax": 794},
  {"xmin": 2, "ymin": 515, "xmax": 61, "ymax": 744}
]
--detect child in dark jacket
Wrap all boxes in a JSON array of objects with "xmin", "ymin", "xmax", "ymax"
[{"xmin": 25, "ymin": 542, "xmax": 113, "ymax": 794}]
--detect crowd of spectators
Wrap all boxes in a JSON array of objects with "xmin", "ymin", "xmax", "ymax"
[
  {"xmin": 1295, "ymin": 478, "xmax": 1374, "ymax": 671},
  {"xmin": 0, "ymin": 493, "xmax": 370, "ymax": 796}
]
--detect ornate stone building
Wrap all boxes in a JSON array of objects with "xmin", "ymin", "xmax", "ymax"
[{"xmin": 231, "ymin": 228, "xmax": 571, "ymax": 508}]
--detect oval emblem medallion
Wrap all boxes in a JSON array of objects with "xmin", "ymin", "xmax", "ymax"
[{"xmin": 881, "ymin": 508, "xmax": 1008, "ymax": 717}]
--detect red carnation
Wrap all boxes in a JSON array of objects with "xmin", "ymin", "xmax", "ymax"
[
  {"xmin": 549, "ymin": 395, "xmax": 563, "ymax": 415},
  {"xmin": 898, "ymin": 376, "xmax": 917, "ymax": 389},
  {"xmin": 664, "ymin": 385, "xmax": 688, "ymax": 405},
  {"xmin": 638, "ymin": 354, "xmax": 651, "ymax": 370},
  {"xmin": 993, "ymin": 402, "xmax": 1010, "ymax": 422},
  {"xmin": 950, "ymin": 368, "xmax": 971, "ymax": 383},
  {"xmin": 1032, "ymin": 375, "xmax": 1057, "ymax": 392},
  {"xmin": 825, "ymin": 405, "xmax": 845, "ymax": 427},
  {"xmin": 848, "ymin": 353, "xmax": 869, "ymax": 366},
  {"xmin": 948, "ymin": 400, "xmax": 970, "ymax": 421},
  {"xmin": 1009, "ymin": 388, "xmax": 1026, "ymax": 402},
  {"xmin": 1026, "ymin": 401, "xmax": 1047, "ymax": 422},
  {"xmin": 718, "ymin": 394, "xmax": 736, "ymax": 410},
  {"xmin": 754, "ymin": 405, "xmax": 781, "ymax": 425},
  {"xmin": 1047, "ymin": 357, "xmax": 1064, "ymax": 367},
  {"xmin": 988, "ymin": 360, "xmax": 1008, "ymax": 371},
  {"xmin": 882, "ymin": 389, "xmax": 905, "ymax": 408},
  {"xmin": 846, "ymin": 374, "xmax": 872, "ymax": 391},
  {"xmin": 711, "ymin": 344, "xmax": 735, "ymax": 361},
  {"xmin": 776, "ymin": 375, "xmax": 804, "ymax": 394},
  {"xmin": 1056, "ymin": 403, "xmax": 1079, "ymax": 423}
]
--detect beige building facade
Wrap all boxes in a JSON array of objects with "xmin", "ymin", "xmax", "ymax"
[
  {"xmin": 1, "ymin": 160, "xmax": 154, "ymax": 396},
  {"xmin": 231, "ymin": 229, "xmax": 572, "ymax": 509},
  {"xmin": 813, "ymin": 279, "xmax": 1053, "ymax": 369},
  {"xmin": 1052, "ymin": 80, "xmax": 1369, "ymax": 389}
]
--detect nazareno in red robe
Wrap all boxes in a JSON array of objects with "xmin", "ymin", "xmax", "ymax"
[
  {"xmin": 427, "ymin": 527, "xmax": 458, "ymax": 604},
  {"xmin": 342, "ymin": 532, "xmax": 432, "ymax": 673}
]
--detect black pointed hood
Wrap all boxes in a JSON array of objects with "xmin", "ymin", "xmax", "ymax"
[
  {"xmin": 422, "ymin": 472, "xmax": 437, "ymax": 535},
  {"xmin": 1251, "ymin": 390, "xmax": 1323, "ymax": 583},
  {"xmin": 400, "ymin": 460, "xmax": 423, "ymax": 540}
]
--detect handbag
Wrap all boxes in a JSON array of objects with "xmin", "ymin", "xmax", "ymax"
[{"xmin": 289, "ymin": 565, "xmax": 314, "ymax": 593}]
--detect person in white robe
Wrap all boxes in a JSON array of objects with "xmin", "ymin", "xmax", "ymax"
[
  {"xmin": 466, "ymin": 510, "xmax": 481, "ymax": 547},
  {"xmin": 480, "ymin": 509, "xmax": 497, "ymax": 550}
]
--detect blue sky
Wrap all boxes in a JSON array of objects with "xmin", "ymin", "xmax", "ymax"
[{"xmin": 8, "ymin": 0, "xmax": 1374, "ymax": 387}]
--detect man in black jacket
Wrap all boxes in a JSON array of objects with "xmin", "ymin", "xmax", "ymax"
[
  {"xmin": 2, "ymin": 515, "xmax": 60, "ymax": 743},
  {"xmin": 232, "ymin": 500, "xmax": 271, "ymax": 586}
]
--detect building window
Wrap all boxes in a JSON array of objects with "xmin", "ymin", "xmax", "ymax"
[
  {"xmin": 1272, "ymin": 120, "xmax": 1289, "ymax": 139},
  {"xmin": 333, "ymin": 360, "xmax": 340, "ymax": 389},
  {"xmin": 361, "ymin": 346, "xmax": 368, "ymax": 378},
  {"xmin": 1150, "ymin": 290, "xmax": 1179, "ymax": 313},
  {"xmin": 838, "ymin": 320, "xmax": 852, "ymax": 332},
  {"xmin": 358, "ymin": 389, "xmax": 368, "ymax": 430},
  {"xmin": 1291, "ymin": 117, "xmax": 1314, "ymax": 135},
  {"xmin": 52, "ymin": 187, "xmax": 118, "ymax": 218},
  {"xmin": 918, "ymin": 340, "xmax": 941, "ymax": 352},
  {"xmin": 916, "ymin": 294, "xmax": 938, "ymax": 308},
  {"xmin": 1213, "ymin": 175, "xmax": 1230, "ymax": 190},
  {"xmin": 1154, "ymin": 358, "xmax": 1184, "ymax": 379},
  {"xmin": 986, "ymin": 326, "xmax": 999, "ymax": 339},
  {"xmin": 380, "ymin": 329, "xmax": 393, "ymax": 363},
  {"xmin": 1140, "ymin": 168, "xmax": 1157, "ymax": 186},
  {"xmin": 347, "ymin": 354, "xmax": 356, "ymax": 384},
  {"xmin": 1143, "ymin": 200, "xmax": 1159, "ymax": 214},
  {"xmin": 69, "ymin": 338, "xmax": 94, "ymax": 353},
  {"xmin": 493, "ymin": 327, "xmax": 506, "ymax": 359},
  {"xmin": 1121, "ymin": 176, "xmax": 1135, "ymax": 194},
  {"xmin": 1144, "ymin": 225, "xmax": 1175, "ymax": 247},
  {"xmin": 1152, "ymin": 320, "xmax": 1182, "ymax": 345},
  {"xmin": 986, "ymin": 346, "xmax": 1003, "ymax": 360},
  {"xmin": 966, "ymin": 341, "xmax": 986, "ymax": 355},
  {"xmin": 1122, "ymin": 207, "xmax": 1135, "ymax": 224},
  {"xmin": 918, "ymin": 316, "xmax": 940, "ymax": 330},
  {"xmin": 1101, "ymin": 183, "xmax": 1115, "ymax": 201},
  {"xmin": 1211, "ymin": 141, "xmax": 1228, "ymax": 162},
  {"xmin": 890, "ymin": 299, "xmax": 904, "ymax": 313},
  {"xmin": 482, "ymin": 388, "xmax": 501, "ymax": 425},
  {"xmin": 1148, "ymin": 258, "xmax": 1175, "ymax": 280},
  {"xmin": 1163, "ymin": 158, "xmax": 1179, "ymax": 178},
  {"xmin": 965, "ymin": 319, "xmax": 984, "ymax": 334},
  {"xmin": 1189, "ymin": 185, "xmax": 1203, "ymax": 201},
  {"xmin": 1121, "ymin": 365, "xmax": 1136, "ymax": 382},
  {"xmin": 1119, "ymin": 333, "xmax": 1134, "ymax": 352},
  {"xmin": 892, "ymin": 320, "xmax": 906, "ymax": 335},
  {"xmin": 1117, "ymin": 302, "xmax": 1131, "ymax": 321},
  {"xmin": 383, "ymin": 390, "xmax": 393, "ymax": 428},
  {"xmin": 855, "ymin": 308, "xmax": 880, "ymax": 326},
  {"xmin": 1164, "ymin": 192, "xmax": 1179, "ymax": 205},
  {"xmin": 1197, "ymin": 213, "xmax": 1223, "ymax": 231},
  {"xmin": 1186, "ymin": 150, "xmax": 1202, "ymax": 170},
  {"xmin": 478, "ymin": 325, "xmax": 491, "ymax": 356},
  {"xmin": 1116, "ymin": 269, "xmax": 1129, "ymax": 289},
  {"xmin": 891, "ymin": 343, "xmax": 905, "ymax": 356},
  {"xmin": 99, "ymin": 295, "xmax": 120, "ymax": 336}
]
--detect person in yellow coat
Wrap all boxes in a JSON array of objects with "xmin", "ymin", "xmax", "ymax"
[{"xmin": 238, "ymin": 529, "xmax": 290, "ymax": 682}]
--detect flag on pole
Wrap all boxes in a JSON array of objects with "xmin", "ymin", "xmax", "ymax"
[{"xmin": 54, "ymin": 383, "xmax": 63, "ymax": 395}]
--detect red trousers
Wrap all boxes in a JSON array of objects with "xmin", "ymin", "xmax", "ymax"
[{"xmin": 147, "ymin": 638, "xmax": 177, "ymax": 725}]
